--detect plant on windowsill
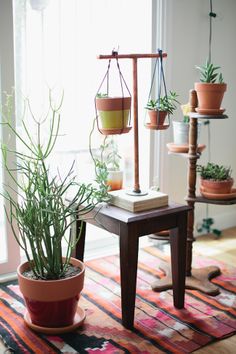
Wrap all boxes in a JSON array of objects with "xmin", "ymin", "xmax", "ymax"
[
  {"xmin": 197, "ymin": 162, "xmax": 234, "ymax": 198},
  {"xmin": 0, "ymin": 91, "xmax": 108, "ymax": 332},
  {"xmin": 145, "ymin": 91, "xmax": 179, "ymax": 127},
  {"xmin": 194, "ymin": 60, "xmax": 227, "ymax": 115}
]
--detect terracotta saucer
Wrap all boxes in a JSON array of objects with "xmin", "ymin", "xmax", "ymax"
[
  {"xmin": 200, "ymin": 187, "xmax": 236, "ymax": 200},
  {"xmin": 100, "ymin": 127, "xmax": 132, "ymax": 135},
  {"xmin": 195, "ymin": 107, "xmax": 225, "ymax": 115},
  {"xmin": 24, "ymin": 306, "xmax": 85, "ymax": 334},
  {"xmin": 166, "ymin": 143, "xmax": 206, "ymax": 153},
  {"xmin": 145, "ymin": 123, "xmax": 169, "ymax": 130}
]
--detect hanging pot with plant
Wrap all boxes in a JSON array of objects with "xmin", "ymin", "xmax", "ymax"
[
  {"xmin": 96, "ymin": 93, "xmax": 131, "ymax": 134},
  {"xmin": 145, "ymin": 91, "xmax": 179, "ymax": 130},
  {"xmin": 95, "ymin": 55, "xmax": 132, "ymax": 135},
  {"xmin": 194, "ymin": 60, "xmax": 227, "ymax": 115}
]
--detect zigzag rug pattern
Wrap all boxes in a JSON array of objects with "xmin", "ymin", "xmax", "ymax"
[{"xmin": 1, "ymin": 247, "xmax": 236, "ymax": 353}]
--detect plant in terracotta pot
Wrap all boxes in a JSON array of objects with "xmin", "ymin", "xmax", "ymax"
[
  {"xmin": 197, "ymin": 162, "xmax": 233, "ymax": 196},
  {"xmin": 195, "ymin": 60, "xmax": 227, "ymax": 115},
  {"xmin": 145, "ymin": 91, "xmax": 179, "ymax": 127},
  {"xmin": 1, "ymin": 92, "xmax": 108, "ymax": 332},
  {"xmin": 95, "ymin": 92, "xmax": 131, "ymax": 134}
]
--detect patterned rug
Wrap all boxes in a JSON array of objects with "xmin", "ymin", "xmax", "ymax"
[{"xmin": 1, "ymin": 246, "xmax": 236, "ymax": 353}]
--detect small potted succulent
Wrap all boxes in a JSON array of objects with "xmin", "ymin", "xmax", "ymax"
[
  {"xmin": 197, "ymin": 162, "xmax": 233, "ymax": 195},
  {"xmin": 145, "ymin": 91, "xmax": 179, "ymax": 128},
  {"xmin": 1, "ymin": 92, "xmax": 108, "ymax": 332},
  {"xmin": 95, "ymin": 93, "xmax": 131, "ymax": 134},
  {"xmin": 195, "ymin": 60, "xmax": 227, "ymax": 115}
]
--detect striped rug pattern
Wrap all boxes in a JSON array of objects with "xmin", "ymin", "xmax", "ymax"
[{"xmin": 1, "ymin": 246, "xmax": 236, "ymax": 353}]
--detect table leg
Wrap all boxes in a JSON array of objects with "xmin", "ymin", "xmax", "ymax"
[
  {"xmin": 169, "ymin": 212, "xmax": 188, "ymax": 308},
  {"xmin": 119, "ymin": 223, "xmax": 139, "ymax": 329},
  {"xmin": 73, "ymin": 218, "xmax": 86, "ymax": 262}
]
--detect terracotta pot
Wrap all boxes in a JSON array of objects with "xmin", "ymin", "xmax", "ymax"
[
  {"xmin": 147, "ymin": 110, "xmax": 167, "ymax": 126},
  {"xmin": 17, "ymin": 257, "xmax": 85, "ymax": 328},
  {"xmin": 194, "ymin": 82, "xmax": 227, "ymax": 112},
  {"xmin": 107, "ymin": 170, "xmax": 123, "ymax": 191},
  {"xmin": 96, "ymin": 97, "xmax": 131, "ymax": 130},
  {"xmin": 200, "ymin": 178, "xmax": 234, "ymax": 194}
]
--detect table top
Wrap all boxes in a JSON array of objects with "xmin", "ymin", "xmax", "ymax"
[{"xmin": 92, "ymin": 202, "xmax": 191, "ymax": 224}]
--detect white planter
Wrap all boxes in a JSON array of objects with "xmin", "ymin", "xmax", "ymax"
[
  {"xmin": 29, "ymin": 0, "xmax": 50, "ymax": 11},
  {"xmin": 173, "ymin": 121, "xmax": 202, "ymax": 145},
  {"xmin": 107, "ymin": 170, "xmax": 123, "ymax": 191}
]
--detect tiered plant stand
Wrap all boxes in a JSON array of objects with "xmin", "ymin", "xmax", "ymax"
[{"xmin": 153, "ymin": 89, "xmax": 236, "ymax": 295}]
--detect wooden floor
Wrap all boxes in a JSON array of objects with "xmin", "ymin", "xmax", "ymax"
[{"xmin": 0, "ymin": 227, "xmax": 236, "ymax": 353}]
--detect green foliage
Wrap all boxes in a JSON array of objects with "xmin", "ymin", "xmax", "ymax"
[
  {"xmin": 197, "ymin": 217, "xmax": 221, "ymax": 238},
  {"xmin": 96, "ymin": 93, "xmax": 108, "ymax": 98},
  {"xmin": 145, "ymin": 91, "xmax": 179, "ymax": 115},
  {"xmin": 196, "ymin": 60, "xmax": 224, "ymax": 83},
  {"xmin": 0, "ymin": 91, "xmax": 106, "ymax": 280},
  {"xmin": 101, "ymin": 136, "xmax": 121, "ymax": 171},
  {"xmin": 197, "ymin": 162, "xmax": 232, "ymax": 181}
]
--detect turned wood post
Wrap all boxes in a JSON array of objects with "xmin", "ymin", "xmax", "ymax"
[{"xmin": 186, "ymin": 89, "xmax": 198, "ymax": 276}]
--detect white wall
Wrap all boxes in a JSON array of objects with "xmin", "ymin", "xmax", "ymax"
[{"xmin": 162, "ymin": 0, "xmax": 236, "ymax": 232}]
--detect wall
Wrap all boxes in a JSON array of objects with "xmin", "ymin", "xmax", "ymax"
[{"xmin": 162, "ymin": 0, "xmax": 236, "ymax": 232}]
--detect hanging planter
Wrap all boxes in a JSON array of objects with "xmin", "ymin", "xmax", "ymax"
[
  {"xmin": 195, "ymin": 60, "xmax": 227, "ymax": 115},
  {"xmin": 144, "ymin": 50, "xmax": 179, "ymax": 130},
  {"xmin": 95, "ymin": 95, "xmax": 131, "ymax": 135},
  {"xmin": 95, "ymin": 55, "xmax": 132, "ymax": 135},
  {"xmin": 145, "ymin": 91, "xmax": 179, "ymax": 130}
]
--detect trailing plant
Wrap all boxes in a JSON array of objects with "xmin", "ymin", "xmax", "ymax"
[
  {"xmin": 145, "ymin": 91, "xmax": 179, "ymax": 115},
  {"xmin": 89, "ymin": 118, "xmax": 111, "ymax": 199},
  {"xmin": 0, "ymin": 91, "xmax": 106, "ymax": 280},
  {"xmin": 197, "ymin": 162, "xmax": 232, "ymax": 181},
  {"xmin": 196, "ymin": 60, "xmax": 224, "ymax": 83}
]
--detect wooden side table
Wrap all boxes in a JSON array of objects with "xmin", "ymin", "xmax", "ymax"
[{"xmin": 73, "ymin": 202, "xmax": 190, "ymax": 329}]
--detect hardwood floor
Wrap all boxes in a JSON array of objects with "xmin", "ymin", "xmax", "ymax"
[{"xmin": 0, "ymin": 227, "xmax": 236, "ymax": 353}]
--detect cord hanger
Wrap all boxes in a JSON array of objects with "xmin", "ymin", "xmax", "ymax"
[{"xmin": 208, "ymin": 0, "xmax": 217, "ymax": 63}]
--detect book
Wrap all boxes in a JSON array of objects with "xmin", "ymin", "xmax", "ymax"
[{"xmin": 109, "ymin": 189, "xmax": 168, "ymax": 212}]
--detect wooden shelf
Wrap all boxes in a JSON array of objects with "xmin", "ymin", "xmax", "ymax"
[
  {"xmin": 185, "ymin": 195, "xmax": 236, "ymax": 205},
  {"xmin": 189, "ymin": 113, "xmax": 228, "ymax": 120}
]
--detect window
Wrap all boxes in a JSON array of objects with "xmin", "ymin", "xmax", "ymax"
[{"xmin": 0, "ymin": 0, "xmax": 163, "ymax": 276}]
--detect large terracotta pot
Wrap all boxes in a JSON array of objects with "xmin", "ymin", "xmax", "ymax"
[
  {"xmin": 17, "ymin": 257, "xmax": 85, "ymax": 328},
  {"xmin": 96, "ymin": 97, "xmax": 131, "ymax": 130},
  {"xmin": 194, "ymin": 82, "xmax": 227, "ymax": 113},
  {"xmin": 200, "ymin": 178, "xmax": 234, "ymax": 194},
  {"xmin": 148, "ymin": 110, "xmax": 167, "ymax": 126}
]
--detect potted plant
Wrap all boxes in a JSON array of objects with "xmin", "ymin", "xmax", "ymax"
[
  {"xmin": 172, "ymin": 102, "xmax": 202, "ymax": 145},
  {"xmin": 195, "ymin": 60, "xmax": 227, "ymax": 115},
  {"xmin": 95, "ymin": 93, "xmax": 131, "ymax": 134},
  {"xmin": 1, "ymin": 92, "xmax": 108, "ymax": 332},
  {"xmin": 145, "ymin": 91, "xmax": 179, "ymax": 128},
  {"xmin": 103, "ymin": 136, "xmax": 123, "ymax": 191},
  {"xmin": 197, "ymin": 162, "xmax": 234, "ymax": 195}
]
